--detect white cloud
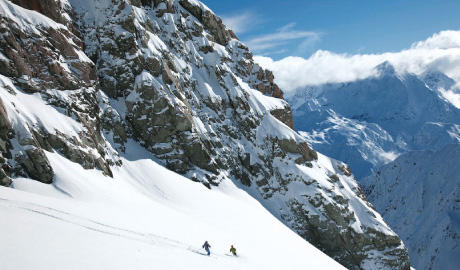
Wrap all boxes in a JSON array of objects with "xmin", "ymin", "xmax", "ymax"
[
  {"xmin": 254, "ymin": 30, "xmax": 460, "ymax": 92},
  {"xmin": 220, "ymin": 12, "xmax": 258, "ymax": 35},
  {"xmin": 296, "ymin": 34, "xmax": 321, "ymax": 54},
  {"xmin": 278, "ymin": 22, "xmax": 297, "ymax": 32},
  {"xmin": 411, "ymin": 30, "xmax": 460, "ymax": 50},
  {"xmin": 244, "ymin": 23, "xmax": 321, "ymax": 52},
  {"xmin": 261, "ymin": 49, "xmax": 288, "ymax": 56}
]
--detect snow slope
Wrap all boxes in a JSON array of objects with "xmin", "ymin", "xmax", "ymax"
[
  {"xmin": 0, "ymin": 149, "xmax": 346, "ymax": 270},
  {"xmin": 361, "ymin": 144, "xmax": 460, "ymax": 270}
]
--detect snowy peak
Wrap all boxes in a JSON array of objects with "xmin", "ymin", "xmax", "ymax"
[{"xmin": 375, "ymin": 61, "xmax": 397, "ymax": 77}]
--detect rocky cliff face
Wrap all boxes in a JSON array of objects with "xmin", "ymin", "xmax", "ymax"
[
  {"xmin": 0, "ymin": 97, "xmax": 13, "ymax": 186},
  {"xmin": 0, "ymin": 0, "xmax": 410, "ymax": 268},
  {"xmin": 0, "ymin": 0, "xmax": 114, "ymax": 185}
]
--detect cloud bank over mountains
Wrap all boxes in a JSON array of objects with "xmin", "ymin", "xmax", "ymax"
[{"xmin": 255, "ymin": 30, "xmax": 460, "ymax": 92}]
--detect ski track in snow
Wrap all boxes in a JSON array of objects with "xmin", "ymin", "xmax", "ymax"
[{"xmin": 0, "ymin": 197, "xmax": 215, "ymax": 257}]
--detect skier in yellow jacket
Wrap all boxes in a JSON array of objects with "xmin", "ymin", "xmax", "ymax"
[{"xmin": 230, "ymin": 245, "xmax": 237, "ymax": 256}]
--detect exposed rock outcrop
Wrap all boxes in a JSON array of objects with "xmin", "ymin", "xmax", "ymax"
[
  {"xmin": 9, "ymin": 0, "xmax": 74, "ymax": 28},
  {"xmin": 0, "ymin": 0, "xmax": 116, "ymax": 182},
  {"xmin": 0, "ymin": 97, "xmax": 12, "ymax": 186},
  {"xmin": 0, "ymin": 4, "xmax": 94, "ymax": 91},
  {"xmin": 179, "ymin": 0, "xmax": 237, "ymax": 46}
]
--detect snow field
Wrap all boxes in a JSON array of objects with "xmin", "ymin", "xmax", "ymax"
[{"xmin": 0, "ymin": 147, "xmax": 345, "ymax": 270}]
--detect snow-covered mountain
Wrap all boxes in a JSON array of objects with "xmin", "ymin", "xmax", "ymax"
[
  {"xmin": 287, "ymin": 62, "xmax": 460, "ymax": 179},
  {"xmin": 0, "ymin": 0, "xmax": 410, "ymax": 269},
  {"xmin": 361, "ymin": 144, "xmax": 460, "ymax": 270},
  {"xmin": 419, "ymin": 70, "xmax": 460, "ymax": 109}
]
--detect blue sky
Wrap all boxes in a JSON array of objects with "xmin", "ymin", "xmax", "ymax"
[{"xmin": 200, "ymin": 0, "xmax": 460, "ymax": 60}]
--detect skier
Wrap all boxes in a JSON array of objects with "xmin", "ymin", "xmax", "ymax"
[
  {"xmin": 230, "ymin": 245, "xmax": 237, "ymax": 256},
  {"xmin": 202, "ymin": 241, "xmax": 211, "ymax": 256}
]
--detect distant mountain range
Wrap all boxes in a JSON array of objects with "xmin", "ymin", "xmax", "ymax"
[{"xmin": 287, "ymin": 62, "xmax": 460, "ymax": 179}]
